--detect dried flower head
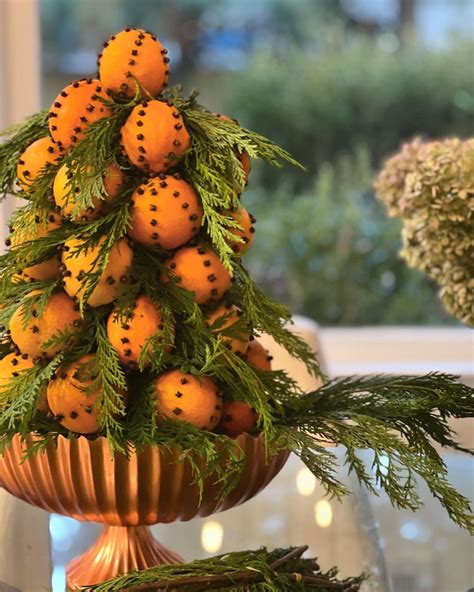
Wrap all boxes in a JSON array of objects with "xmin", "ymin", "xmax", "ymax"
[{"xmin": 375, "ymin": 137, "xmax": 474, "ymax": 326}]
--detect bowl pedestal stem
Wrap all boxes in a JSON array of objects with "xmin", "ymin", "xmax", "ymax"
[{"xmin": 66, "ymin": 525, "xmax": 184, "ymax": 589}]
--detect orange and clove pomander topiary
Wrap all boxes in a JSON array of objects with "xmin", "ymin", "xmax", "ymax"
[{"xmin": 0, "ymin": 25, "xmax": 279, "ymax": 445}]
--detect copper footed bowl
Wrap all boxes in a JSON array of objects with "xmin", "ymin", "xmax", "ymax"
[{"xmin": 0, "ymin": 433, "xmax": 288, "ymax": 588}]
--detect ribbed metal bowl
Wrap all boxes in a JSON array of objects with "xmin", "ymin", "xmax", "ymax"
[
  {"xmin": 0, "ymin": 432, "xmax": 288, "ymax": 526},
  {"xmin": 0, "ymin": 432, "xmax": 289, "ymax": 588}
]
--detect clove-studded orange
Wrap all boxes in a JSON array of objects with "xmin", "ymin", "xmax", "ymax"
[
  {"xmin": 107, "ymin": 294, "xmax": 169, "ymax": 366},
  {"xmin": 9, "ymin": 290, "xmax": 82, "ymax": 359},
  {"xmin": 120, "ymin": 100, "xmax": 191, "ymax": 173},
  {"xmin": 99, "ymin": 28, "xmax": 169, "ymax": 98},
  {"xmin": 54, "ymin": 163, "xmax": 124, "ymax": 222},
  {"xmin": 9, "ymin": 210, "xmax": 62, "ymax": 282},
  {"xmin": 154, "ymin": 369, "xmax": 222, "ymax": 430},
  {"xmin": 48, "ymin": 79, "xmax": 112, "ymax": 149},
  {"xmin": 128, "ymin": 176, "xmax": 202, "ymax": 249},
  {"xmin": 16, "ymin": 136, "xmax": 64, "ymax": 191},
  {"xmin": 227, "ymin": 207, "xmax": 255, "ymax": 254},
  {"xmin": 0, "ymin": 352, "xmax": 34, "ymax": 386},
  {"xmin": 62, "ymin": 236, "xmax": 133, "ymax": 307},
  {"xmin": 205, "ymin": 303, "xmax": 249, "ymax": 355},
  {"xmin": 46, "ymin": 355, "xmax": 102, "ymax": 434},
  {"xmin": 0, "ymin": 352, "xmax": 49, "ymax": 413},
  {"xmin": 219, "ymin": 400, "xmax": 258, "ymax": 437},
  {"xmin": 244, "ymin": 339, "xmax": 273, "ymax": 371},
  {"xmin": 163, "ymin": 244, "xmax": 232, "ymax": 305}
]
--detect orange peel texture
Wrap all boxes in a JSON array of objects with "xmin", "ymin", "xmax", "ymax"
[
  {"xmin": 227, "ymin": 207, "xmax": 255, "ymax": 254},
  {"xmin": 163, "ymin": 244, "xmax": 232, "ymax": 305},
  {"xmin": 244, "ymin": 339, "xmax": 273, "ymax": 371},
  {"xmin": 128, "ymin": 176, "xmax": 202, "ymax": 250},
  {"xmin": 121, "ymin": 100, "xmax": 191, "ymax": 173},
  {"xmin": 48, "ymin": 79, "xmax": 112, "ymax": 149},
  {"xmin": 62, "ymin": 236, "xmax": 133, "ymax": 307},
  {"xmin": 99, "ymin": 28, "xmax": 169, "ymax": 98},
  {"xmin": 154, "ymin": 369, "xmax": 222, "ymax": 430},
  {"xmin": 219, "ymin": 400, "xmax": 258, "ymax": 437},
  {"xmin": 17, "ymin": 136, "xmax": 64, "ymax": 191},
  {"xmin": 9, "ymin": 290, "xmax": 82, "ymax": 359},
  {"xmin": 46, "ymin": 355, "xmax": 102, "ymax": 434},
  {"xmin": 205, "ymin": 303, "xmax": 249, "ymax": 355},
  {"xmin": 107, "ymin": 294, "xmax": 168, "ymax": 366},
  {"xmin": 54, "ymin": 163, "xmax": 124, "ymax": 222},
  {"xmin": 9, "ymin": 211, "xmax": 62, "ymax": 282}
]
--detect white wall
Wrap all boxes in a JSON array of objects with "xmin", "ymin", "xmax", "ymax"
[{"xmin": 0, "ymin": 1, "xmax": 52, "ymax": 590}]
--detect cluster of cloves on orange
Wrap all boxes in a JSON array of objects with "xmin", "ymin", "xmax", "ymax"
[{"xmin": 2, "ymin": 28, "xmax": 265, "ymax": 438}]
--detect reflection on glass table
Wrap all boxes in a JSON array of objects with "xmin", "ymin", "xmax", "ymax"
[{"xmin": 49, "ymin": 450, "xmax": 473, "ymax": 592}]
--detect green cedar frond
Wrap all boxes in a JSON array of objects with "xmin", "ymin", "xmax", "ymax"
[
  {"xmin": 89, "ymin": 318, "xmax": 128, "ymax": 451},
  {"xmin": 59, "ymin": 103, "xmax": 134, "ymax": 214},
  {"xmin": 233, "ymin": 265, "xmax": 322, "ymax": 379},
  {"xmin": 0, "ymin": 355, "xmax": 63, "ymax": 431},
  {"xmin": 80, "ymin": 545, "xmax": 365, "ymax": 592},
  {"xmin": 0, "ymin": 110, "xmax": 49, "ymax": 200},
  {"xmin": 175, "ymin": 95, "xmax": 304, "ymax": 270},
  {"xmin": 276, "ymin": 373, "xmax": 474, "ymax": 531}
]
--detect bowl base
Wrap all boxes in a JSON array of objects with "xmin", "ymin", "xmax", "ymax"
[{"xmin": 66, "ymin": 525, "xmax": 183, "ymax": 589}]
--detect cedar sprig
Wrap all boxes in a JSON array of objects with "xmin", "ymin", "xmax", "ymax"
[
  {"xmin": 58, "ymin": 94, "xmax": 140, "ymax": 216},
  {"xmin": 0, "ymin": 110, "xmax": 49, "ymax": 200},
  {"xmin": 0, "ymin": 223, "xmax": 71, "ymax": 281},
  {"xmin": 88, "ymin": 318, "xmax": 128, "ymax": 451},
  {"xmin": 0, "ymin": 354, "xmax": 63, "ymax": 432},
  {"xmin": 165, "ymin": 87, "xmax": 304, "ymax": 271},
  {"xmin": 276, "ymin": 373, "xmax": 474, "ymax": 532},
  {"xmin": 0, "ymin": 278, "xmax": 58, "ymax": 330},
  {"xmin": 233, "ymin": 264, "xmax": 322, "ymax": 379},
  {"xmin": 80, "ymin": 545, "xmax": 365, "ymax": 592}
]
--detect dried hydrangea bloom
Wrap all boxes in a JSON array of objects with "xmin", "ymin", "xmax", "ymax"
[
  {"xmin": 373, "ymin": 137, "xmax": 423, "ymax": 217},
  {"xmin": 440, "ymin": 265, "xmax": 474, "ymax": 327},
  {"xmin": 375, "ymin": 137, "xmax": 473, "ymax": 327}
]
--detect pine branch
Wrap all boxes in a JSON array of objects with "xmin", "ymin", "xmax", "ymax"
[
  {"xmin": 80, "ymin": 546, "xmax": 365, "ymax": 592},
  {"xmin": 276, "ymin": 373, "xmax": 474, "ymax": 531}
]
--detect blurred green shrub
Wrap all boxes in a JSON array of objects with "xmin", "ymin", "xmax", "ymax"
[
  {"xmin": 242, "ymin": 146, "xmax": 451, "ymax": 325},
  {"xmin": 224, "ymin": 36, "xmax": 472, "ymax": 324},
  {"xmin": 223, "ymin": 37, "xmax": 474, "ymax": 190}
]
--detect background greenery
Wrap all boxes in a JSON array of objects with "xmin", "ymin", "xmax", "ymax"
[{"xmin": 40, "ymin": 0, "xmax": 474, "ymax": 325}]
